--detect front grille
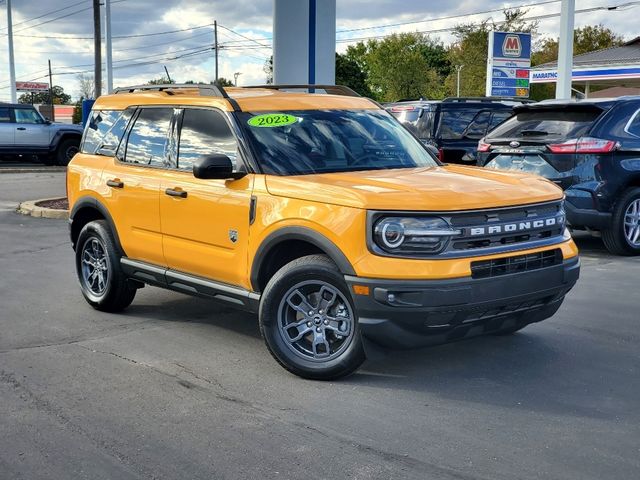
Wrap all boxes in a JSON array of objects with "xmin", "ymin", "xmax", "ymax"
[
  {"xmin": 445, "ymin": 200, "xmax": 565, "ymax": 255},
  {"xmin": 470, "ymin": 248, "xmax": 562, "ymax": 279}
]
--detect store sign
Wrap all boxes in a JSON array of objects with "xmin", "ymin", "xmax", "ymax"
[
  {"xmin": 486, "ymin": 31, "xmax": 532, "ymax": 98},
  {"xmin": 15, "ymin": 82, "xmax": 49, "ymax": 92}
]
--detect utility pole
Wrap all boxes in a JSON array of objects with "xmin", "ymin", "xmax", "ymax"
[
  {"xmin": 93, "ymin": 0, "xmax": 102, "ymax": 97},
  {"xmin": 163, "ymin": 65, "xmax": 172, "ymax": 83},
  {"xmin": 48, "ymin": 59, "xmax": 55, "ymax": 121},
  {"xmin": 556, "ymin": 0, "xmax": 575, "ymax": 99},
  {"xmin": 214, "ymin": 20, "xmax": 219, "ymax": 84},
  {"xmin": 6, "ymin": 0, "xmax": 17, "ymax": 103},
  {"xmin": 455, "ymin": 65, "xmax": 464, "ymax": 97},
  {"xmin": 104, "ymin": 0, "xmax": 113, "ymax": 93}
]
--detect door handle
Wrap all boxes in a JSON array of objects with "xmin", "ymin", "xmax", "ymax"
[
  {"xmin": 16, "ymin": 127, "xmax": 26, "ymax": 131},
  {"xmin": 106, "ymin": 179, "xmax": 124, "ymax": 188},
  {"xmin": 165, "ymin": 188, "xmax": 187, "ymax": 198}
]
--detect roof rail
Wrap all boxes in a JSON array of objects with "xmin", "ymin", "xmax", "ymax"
[
  {"xmin": 244, "ymin": 84, "xmax": 361, "ymax": 97},
  {"xmin": 113, "ymin": 83, "xmax": 231, "ymax": 99},
  {"xmin": 442, "ymin": 96, "xmax": 534, "ymax": 103}
]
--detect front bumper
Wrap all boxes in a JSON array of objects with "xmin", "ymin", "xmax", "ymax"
[{"xmin": 345, "ymin": 256, "xmax": 580, "ymax": 348}]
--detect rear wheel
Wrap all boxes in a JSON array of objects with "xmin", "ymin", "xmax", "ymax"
[
  {"xmin": 56, "ymin": 138, "xmax": 80, "ymax": 166},
  {"xmin": 602, "ymin": 188, "xmax": 640, "ymax": 255},
  {"xmin": 75, "ymin": 220, "xmax": 136, "ymax": 312},
  {"xmin": 259, "ymin": 255, "xmax": 365, "ymax": 380}
]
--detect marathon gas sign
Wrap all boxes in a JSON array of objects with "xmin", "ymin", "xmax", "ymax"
[
  {"xmin": 530, "ymin": 66, "xmax": 640, "ymax": 83},
  {"xmin": 485, "ymin": 32, "xmax": 532, "ymax": 98}
]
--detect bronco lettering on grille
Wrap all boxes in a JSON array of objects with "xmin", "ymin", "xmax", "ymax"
[{"xmin": 469, "ymin": 217, "xmax": 558, "ymax": 236}]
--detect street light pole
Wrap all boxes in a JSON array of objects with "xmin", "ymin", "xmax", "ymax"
[
  {"xmin": 104, "ymin": 0, "xmax": 113, "ymax": 94},
  {"xmin": 556, "ymin": 0, "xmax": 575, "ymax": 99},
  {"xmin": 6, "ymin": 0, "xmax": 17, "ymax": 103},
  {"xmin": 93, "ymin": 0, "xmax": 102, "ymax": 97},
  {"xmin": 233, "ymin": 72, "xmax": 242, "ymax": 86},
  {"xmin": 214, "ymin": 20, "xmax": 219, "ymax": 84},
  {"xmin": 456, "ymin": 65, "xmax": 464, "ymax": 97}
]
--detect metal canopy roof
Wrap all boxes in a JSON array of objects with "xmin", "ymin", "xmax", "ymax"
[{"xmin": 530, "ymin": 38, "xmax": 640, "ymax": 89}]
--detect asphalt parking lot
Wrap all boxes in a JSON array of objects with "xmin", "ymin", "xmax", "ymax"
[{"xmin": 1, "ymin": 171, "xmax": 638, "ymax": 480}]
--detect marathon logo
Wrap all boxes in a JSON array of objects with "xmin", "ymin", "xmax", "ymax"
[
  {"xmin": 502, "ymin": 35, "xmax": 522, "ymax": 57},
  {"xmin": 532, "ymin": 71, "xmax": 558, "ymax": 80},
  {"xmin": 468, "ymin": 217, "xmax": 560, "ymax": 236}
]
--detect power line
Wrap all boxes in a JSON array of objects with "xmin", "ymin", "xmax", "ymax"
[
  {"xmin": 10, "ymin": 5, "xmax": 93, "ymax": 34},
  {"xmin": 0, "ymin": 0, "xmax": 88, "ymax": 33}
]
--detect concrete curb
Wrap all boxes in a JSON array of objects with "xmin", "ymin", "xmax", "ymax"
[
  {"xmin": 18, "ymin": 198, "xmax": 69, "ymax": 220},
  {"xmin": 0, "ymin": 167, "xmax": 67, "ymax": 174}
]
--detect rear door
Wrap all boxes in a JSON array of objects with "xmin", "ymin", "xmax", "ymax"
[
  {"xmin": 0, "ymin": 106, "xmax": 14, "ymax": 147},
  {"xmin": 480, "ymin": 106, "xmax": 606, "ymax": 189}
]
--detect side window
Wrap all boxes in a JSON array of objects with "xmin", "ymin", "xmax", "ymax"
[
  {"xmin": 489, "ymin": 111, "xmax": 512, "ymax": 131},
  {"xmin": 463, "ymin": 111, "xmax": 491, "ymax": 139},
  {"xmin": 624, "ymin": 109, "xmax": 640, "ymax": 138},
  {"xmin": 14, "ymin": 108, "xmax": 44, "ymax": 124},
  {"xmin": 0, "ymin": 107, "xmax": 11, "ymax": 123},
  {"xmin": 124, "ymin": 108, "xmax": 173, "ymax": 167},
  {"xmin": 177, "ymin": 108, "xmax": 238, "ymax": 171},
  {"xmin": 81, "ymin": 110, "xmax": 131, "ymax": 154}
]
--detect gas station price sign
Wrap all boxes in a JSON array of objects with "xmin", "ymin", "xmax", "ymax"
[{"xmin": 486, "ymin": 32, "xmax": 532, "ymax": 98}]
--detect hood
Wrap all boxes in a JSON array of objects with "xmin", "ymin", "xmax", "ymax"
[{"xmin": 265, "ymin": 165, "xmax": 563, "ymax": 211}]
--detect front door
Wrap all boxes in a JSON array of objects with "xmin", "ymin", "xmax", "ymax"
[
  {"xmin": 160, "ymin": 108, "xmax": 253, "ymax": 289},
  {"xmin": 13, "ymin": 107, "xmax": 51, "ymax": 147},
  {"xmin": 101, "ymin": 107, "xmax": 175, "ymax": 266}
]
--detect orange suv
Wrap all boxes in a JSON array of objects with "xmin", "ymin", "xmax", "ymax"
[{"xmin": 67, "ymin": 84, "xmax": 580, "ymax": 379}]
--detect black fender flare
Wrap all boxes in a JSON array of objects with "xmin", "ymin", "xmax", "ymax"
[
  {"xmin": 69, "ymin": 196, "xmax": 124, "ymax": 254},
  {"xmin": 250, "ymin": 226, "xmax": 356, "ymax": 291},
  {"xmin": 50, "ymin": 129, "xmax": 82, "ymax": 153}
]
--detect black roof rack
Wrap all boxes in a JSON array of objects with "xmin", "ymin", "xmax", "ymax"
[
  {"xmin": 442, "ymin": 96, "xmax": 534, "ymax": 104},
  {"xmin": 244, "ymin": 84, "xmax": 361, "ymax": 97},
  {"xmin": 113, "ymin": 83, "xmax": 232, "ymax": 98},
  {"xmin": 111, "ymin": 83, "xmax": 243, "ymax": 111}
]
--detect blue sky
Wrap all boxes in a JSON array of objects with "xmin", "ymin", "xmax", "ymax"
[{"xmin": 0, "ymin": 0, "xmax": 636, "ymax": 101}]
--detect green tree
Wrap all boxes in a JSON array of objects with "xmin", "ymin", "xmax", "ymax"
[
  {"xmin": 18, "ymin": 85, "xmax": 71, "ymax": 105},
  {"xmin": 72, "ymin": 99, "xmax": 83, "ymax": 124},
  {"xmin": 335, "ymin": 52, "xmax": 373, "ymax": 97},
  {"xmin": 531, "ymin": 25, "xmax": 625, "ymax": 100},
  {"xmin": 445, "ymin": 9, "xmax": 538, "ymax": 97},
  {"xmin": 214, "ymin": 77, "xmax": 234, "ymax": 87},
  {"xmin": 349, "ymin": 32, "xmax": 449, "ymax": 102},
  {"xmin": 145, "ymin": 77, "xmax": 174, "ymax": 85}
]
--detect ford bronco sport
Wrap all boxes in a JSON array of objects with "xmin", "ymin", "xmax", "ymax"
[{"xmin": 67, "ymin": 84, "xmax": 580, "ymax": 380}]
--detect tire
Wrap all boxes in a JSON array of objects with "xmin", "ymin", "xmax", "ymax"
[
  {"xmin": 75, "ymin": 220, "xmax": 136, "ymax": 312},
  {"xmin": 602, "ymin": 187, "xmax": 640, "ymax": 256},
  {"xmin": 55, "ymin": 138, "xmax": 80, "ymax": 166},
  {"xmin": 259, "ymin": 255, "xmax": 365, "ymax": 380}
]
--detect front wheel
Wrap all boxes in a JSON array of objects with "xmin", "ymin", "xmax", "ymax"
[
  {"xmin": 602, "ymin": 187, "xmax": 640, "ymax": 255},
  {"xmin": 259, "ymin": 255, "xmax": 365, "ymax": 380},
  {"xmin": 56, "ymin": 138, "xmax": 80, "ymax": 166}
]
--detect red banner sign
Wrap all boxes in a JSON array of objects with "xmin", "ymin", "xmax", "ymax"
[{"xmin": 15, "ymin": 82, "xmax": 49, "ymax": 91}]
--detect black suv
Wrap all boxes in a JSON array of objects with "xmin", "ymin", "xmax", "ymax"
[
  {"xmin": 387, "ymin": 97, "xmax": 526, "ymax": 164},
  {"xmin": 477, "ymin": 97, "xmax": 640, "ymax": 255}
]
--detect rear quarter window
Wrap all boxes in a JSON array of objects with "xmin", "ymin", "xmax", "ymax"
[{"xmin": 81, "ymin": 109, "xmax": 132, "ymax": 154}]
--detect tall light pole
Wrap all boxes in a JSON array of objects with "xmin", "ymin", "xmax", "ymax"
[
  {"xmin": 5, "ymin": 0, "xmax": 17, "ymax": 103},
  {"xmin": 556, "ymin": 0, "xmax": 575, "ymax": 99},
  {"xmin": 104, "ymin": 0, "xmax": 113, "ymax": 93},
  {"xmin": 455, "ymin": 65, "xmax": 464, "ymax": 97},
  {"xmin": 233, "ymin": 72, "xmax": 242, "ymax": 86},
  {"xmin": 214, "ymin": 20, "xmax": 219, "ymax": 84},
  {"xmin": 93, "ymin": 0, "xmax": 102, "ymax": 97}
]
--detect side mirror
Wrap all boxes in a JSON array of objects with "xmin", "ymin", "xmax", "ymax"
[
  {"xmin": 193, "ymin": 154, "xmax": 245, "ymax": 180},
  {"xmin": 96, "ymin": 145, "xmax": 117, "ymax": 157}
]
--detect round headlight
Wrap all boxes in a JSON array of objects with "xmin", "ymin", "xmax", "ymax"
[{"xmin": 380, "ymin": 221, "xmax": 405, "ymax": 248}]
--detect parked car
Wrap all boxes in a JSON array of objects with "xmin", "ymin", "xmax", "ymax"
[
  {"xmin": 67, "ymin": 83, "xmax": 579, "ymax": 380},
  {"xmin": 477, "ymin": 97, "xmax": 640, "ymax": 255},
  {"xmin": 0, "ymin": 103, "xmax": 82, "ymax": 165},
  {"xmin": 387, "ymin": 97, "xmax": 527, "ymax": 164}
]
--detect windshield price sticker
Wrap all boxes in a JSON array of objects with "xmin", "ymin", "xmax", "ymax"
[{"xmin": 248, "ymin": 114, "xmax": 298, "ymax": 128}]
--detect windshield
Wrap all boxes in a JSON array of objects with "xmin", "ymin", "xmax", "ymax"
[
  {"xmin": 486, "ymin": 109, "xmax": 602, "ymax": 140},
  {"xmin": 238, "ymin": 110, "xmax": 438, "ymax": 175}
]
